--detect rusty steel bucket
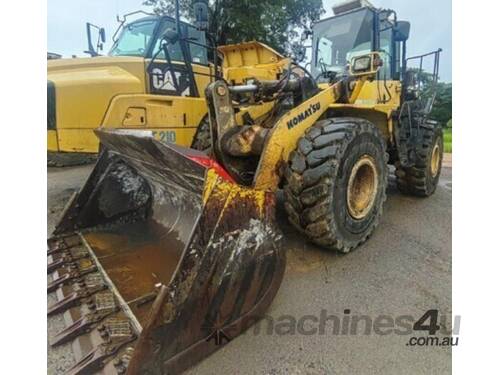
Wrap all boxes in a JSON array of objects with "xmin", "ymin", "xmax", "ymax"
[{"xmin": 47, "ymin": 129, "xmax": 285, "ymax": 374}]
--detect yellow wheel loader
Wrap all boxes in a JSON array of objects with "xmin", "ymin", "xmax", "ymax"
[
  {"xmin": 47, "ymin": 11, "xmax": 285, "ymax": 166},
  {"xmin": 47, "ymin": 1, "xmax": 443, "ymax": 373}
]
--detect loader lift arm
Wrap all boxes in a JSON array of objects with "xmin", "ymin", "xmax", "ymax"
[{"xmin": 205, "ymin": 54, "xmax": 380, "ymax": 190}]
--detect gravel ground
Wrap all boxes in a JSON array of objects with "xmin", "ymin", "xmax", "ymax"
[{"xmin": 47, "ymin": 162, "xmax": 452, "ymax": 374}]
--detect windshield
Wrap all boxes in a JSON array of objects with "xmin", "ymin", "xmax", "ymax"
[
  {"xmin": 109, "ymin": 19, "xmax": 158, "ymax": 57},
  {"xmin": 312, "ymin": 8, "xmax": 374, "ymax": 76},
  {"xmin": 109, "ymin": 17, "xmax": 208, "ymax": 64}
]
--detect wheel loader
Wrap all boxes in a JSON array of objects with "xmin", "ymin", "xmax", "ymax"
[
  {"xmin": 47, "ymin": 1, "xmax": 443, "ymax": 373},
  {"xmin": 47, "ymin": 11, "xmax": 284, "ymax": 166}
]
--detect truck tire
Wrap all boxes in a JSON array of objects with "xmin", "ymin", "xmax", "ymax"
[
  {"xmin": 395, "ymin": 123, "xmax": 443, "ymax": 197},
  {"xmin": 283, "ymin": 117, "xmax": 388, "ymax": 253},
  {"xmin": 191, "ymin": 116, "xmax": 212, "ymax": 153}
]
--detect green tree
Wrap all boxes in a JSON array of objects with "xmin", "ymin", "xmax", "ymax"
[
  {"xmin": 405, "ymin": 68, "xmax": 452, "ymax": 126},
  {"xmin": 143, "ymin": 0, "xmax": 324, "ymax": 54},
  {"xmin": 430, "ymin": 82, "xmax": 452, "ymax": 126}
]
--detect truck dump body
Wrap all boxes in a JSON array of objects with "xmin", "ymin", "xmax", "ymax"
[{"xmin": 47, "ymin": 130, "xmax": 285, "ymax": 374}]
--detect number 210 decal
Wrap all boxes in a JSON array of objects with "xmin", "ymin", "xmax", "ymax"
[{"xmin": 152, "ymin": 130, "xmax": 177, "ymax": 143}]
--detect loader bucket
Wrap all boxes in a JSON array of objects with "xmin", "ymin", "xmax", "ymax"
[{"xmin": 47, "ymin": 129, "xmax": 285, "ymax": 375}]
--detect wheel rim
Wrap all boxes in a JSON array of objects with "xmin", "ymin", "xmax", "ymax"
[
  {"xmin": 347, "ymin": 155, "xmax": 379, "ymax": 220},
  {"xmin": 430, "ymin": 143, "xmax": 441, "ymax": 177}
]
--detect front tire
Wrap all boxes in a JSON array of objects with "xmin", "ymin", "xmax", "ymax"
[{"xmin": 283, "ymin": 117, "xmax": 388, "ymax": 253}]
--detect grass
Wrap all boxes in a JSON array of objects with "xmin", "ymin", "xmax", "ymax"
[{"xmin": 443, "ymin": 127, "xmax": 452, "ymax": 153}]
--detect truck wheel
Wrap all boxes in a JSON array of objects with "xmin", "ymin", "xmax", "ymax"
[
  {"xmin": 191, "ymin": 116, "xmax": 212, "ymax": 153},
  {"xmin": 283, "ymin": 118, "xmax": 388, "ymax": 253},
  {"xmin": 395, "ymin": 123, "xmax": 443, "ymax": 197}
]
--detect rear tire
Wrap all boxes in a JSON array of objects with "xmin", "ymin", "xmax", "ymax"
[
  {"xmin": 395, "ymin": 122, "xmax": 443, "ymax": 197},
  {"xmin": 283, "ymin": 117, "xmax": 388, "ymax": 253},
  {"xmin": 191, "ymin": 116, "xmax": 212, "ymax": 153}
]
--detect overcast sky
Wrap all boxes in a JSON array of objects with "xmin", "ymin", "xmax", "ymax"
[{"xmin": 48, "ymin": 0, "xmax": 451, "ymax": 82}]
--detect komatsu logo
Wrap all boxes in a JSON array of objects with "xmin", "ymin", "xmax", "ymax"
[{"xmin": 287, "ymin": 103, "xmax": 321, "ymax": 130}]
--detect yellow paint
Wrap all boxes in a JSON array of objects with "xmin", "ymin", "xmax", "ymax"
[
  {"xmin": 102, "ymin": 94, "xmax": 208, "ymax": 130},
  {"xmin": 219, "ymin": 41, "xmax": 289, "ymax": 84},
  {"xmin": 47, "ymin": 56, "xmax": 212, "ymax": 154},
  {"xmin": 48, "ymin": 56, "xmax": 146, "ymax": 153},
  {"xmin": 253, "ymin": 83, "xmax": 342, "ymax": 191},
  {"xmin": 250, "ymin": 77, "xmax": 401, "ymax": 191},
  {"xmin": 348, "ymin": 77, "xmax": 368, "ymax": 104},
  {"xmin": 47, "ymin": 130, "xmax": 58, "ymax": 151},
  {"xmin": 56, "ymin": 129, "xmax": 100, "ymax": 152},
  {"xmin": 202, "ymin": 169, "xmax": 220, "ymax": 205},
  {"xmin": 329, "ymin": 79, "xmax": 401, "ymax": 141},
  {"xmin": 48, "ymin": 57, "xmax": 146, "ymax": 132},
  {"xmin": 47, "ymin": 44, "xmax": 283, "ymax": 155},
  {"xmin": 122, "ymin": 107, "xmax": 147, "ymax": 127},
  {"xmin": 202, "ymin": 169, "xmax": 266, "ymax": 216},
  {"xmin": 219, "ymin": 41, "xmax": 284, "ymax": 68},
  {"xmin": 353, "ymin": 79, "xmax": 401, "ymax": 109}
]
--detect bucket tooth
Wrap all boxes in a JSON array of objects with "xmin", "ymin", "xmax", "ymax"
[
  {"xmin": 47, "ymin": 246, "xmax": 90, "ymax": 274},
  {"xmin": 50, "ymin": 309, "xmax": 113, "ymax": 347},
  {"xmin": 50, "ymin": 291, "xmax": 119, "ymax": 346},
  {"xmin": 47, "ymin": 235, "xmax": 81, "ymax": 256},
  {"xmin": 47, "ymin": 258, "xmax": 96, "ymax": 293},
  {"xmin": 47, "ymin": 283, "xmax": 107, "ymax": 316},
  {"xmin": 47, "ymin": 257, "xmax": 65, "ymax": 274},
  {"xmin": 66, "ymin": 318, "xmax": 136, "ymax": 375},
  {"xmin": 48, "ymin": 130, "xmax": 287, "ymax": 374}
]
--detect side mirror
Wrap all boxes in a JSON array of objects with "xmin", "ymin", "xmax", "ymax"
[
  {"xmin": 193, "ymin": 0, "xmax": 209, "ymax": 30},
  {"xmin": 163, "ymin": 29, "xmax": 180, "ymax": 44},
  {"xmin": 99, "ymin": 28, "xmax": 106, "ymax": 44},
  {"xmin": 349, "ymin": 53, "xmax": 383, "ymax": 77},
  {"xmin": 85, "ymin": 22, "xmax": 106, "ymax": 56},
  {"xmin": 85, "ymin": 22, "xmax": 98, "ymax": 57},
  {"xmin": 394, "ymin": 21, "xmax": 410, "ymax": 42}
]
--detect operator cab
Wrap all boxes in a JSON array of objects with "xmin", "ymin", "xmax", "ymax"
[{"xmin": 311, "ymin": 0, "xmax": 410, "ymax": 83}]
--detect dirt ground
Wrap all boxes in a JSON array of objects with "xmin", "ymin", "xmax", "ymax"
[{"xmin": 47, "ymin": 162, "xmax": 452, "ymax": 375}]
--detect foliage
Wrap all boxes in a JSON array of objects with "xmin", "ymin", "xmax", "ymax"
[
  {"xmin": 443, "ymin": 127, "xmax": 452, "ymax": 153},
  {"xmin": 143, "ymin": 0, "xmax": 324, "ymax": 54},
  {"xmin": 430, "ymin": 82, "xmax": 452, "ymax": 126},
  {"xmin": 406, "ymin": 68, "xmax": 452, "ymax": 126}
]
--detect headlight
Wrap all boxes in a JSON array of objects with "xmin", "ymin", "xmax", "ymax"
[{"xmin": 352, "ymin": 56, "xmax": 371, "ymax": 72}]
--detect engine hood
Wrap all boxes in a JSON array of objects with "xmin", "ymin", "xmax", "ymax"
[
  {"xmin": 47, "ymin": 55, "xmax": 147, "ymax": 74},
  {"xmin": 47, "ymin": 56, "xmax": 147, "ymax": 132}
]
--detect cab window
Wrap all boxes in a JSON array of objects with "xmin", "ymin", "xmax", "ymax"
[
  {"xmin": 379, "ymin": 28, "xmax": 393, "ymax": 79},
  {"xmin": 152, "ymin": 20, "xmax": 208, "ymax": 65},
  {"xmin": 109, "ymin": 19, "xmax": 158, "ymax": 57}
]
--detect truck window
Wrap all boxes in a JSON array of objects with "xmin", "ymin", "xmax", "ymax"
[
  {"xmin": 109, "ymin": 19, "xmax": 158, "ymax": 57},
  {"xmin": 151, "ymin": 20, "xmax": 208, "ymax": 65}
]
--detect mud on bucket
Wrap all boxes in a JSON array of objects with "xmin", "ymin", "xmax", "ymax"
[{"xmin": 47, "ymin": 129, "xmax": 285, "ymax": 375}]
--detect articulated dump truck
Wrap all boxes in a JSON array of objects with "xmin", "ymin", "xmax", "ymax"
[{"xmin": 47, "ymin": 131, "xmax": 285, "ymax": 374}]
